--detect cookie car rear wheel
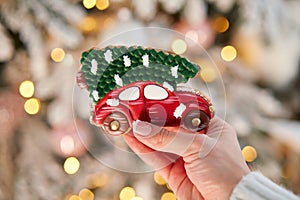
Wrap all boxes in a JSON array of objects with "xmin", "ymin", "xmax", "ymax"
[
  {"xmin": 103, "ymin": 112, "xmax": 131, "ymax": 135},
  {"xmin": 183, "ymin": 110, "xmax": 210, "ymax": 132}
]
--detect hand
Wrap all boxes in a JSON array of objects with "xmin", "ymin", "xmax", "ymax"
[{"xmin": 123, "ymin": 117, "xmax": 250, "ymax": 200}]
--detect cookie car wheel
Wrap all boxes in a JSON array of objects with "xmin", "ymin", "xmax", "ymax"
[
  {"xmin": 103, "ymin": 112, "xmax": 131, "ymax": 135},
  {"xmin": 183, "ymin": 110, "xmax": 210, "ymax": 132}
]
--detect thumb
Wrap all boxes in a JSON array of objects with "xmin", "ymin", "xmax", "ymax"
[{"xmin": 132, "ymin": 120, "xmax": 206, "ymax": 157}]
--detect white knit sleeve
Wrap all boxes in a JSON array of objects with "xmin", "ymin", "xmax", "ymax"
[{"xmin": 230, "ymin": 172, "xmax": 300, "ymax": 200}]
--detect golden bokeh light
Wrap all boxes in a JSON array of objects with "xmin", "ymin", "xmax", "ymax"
[
  {"xmin": 221, "ymin": 45, "xmax": 237, "ymax": 62},
  {"xmin": 96, "ymin": 0, "xmax": 109, "ymax": 10},
  {"xmin": 171, "ymin": 39, "xmax": 187, "ymax": 55},
  {"xmin": 131, "ymin": 197, "xmax": 143, "ymax": 200},
  {"xmin": 242, "ymin": 146, "xmax": 257, "ymax": 162},
  {"xmin": 212, "ymin": 16, "xmax": 229, "ymax": 33},
  {"xmin": 119, "ymin": 187, "xmax": 136, "ymax": 200},
  {"xmin": 19, "ymin": 80, "xmax": 34, "ymax": 98},
  {"xmin": 69, "ymin": 195, "xmax": 82, "ymax": 200},
  {"xmin": 83, "ymin": 0, "xmax": 96, "ymax": 9},
  {"xmin": 86, "ymin": 173, "xmax": 109, "ymax": 189},
  {"xmin": 166, "ymin": 183, "xmax": 172, "ymax": 191},
  {"xmin": 200, "ymin": 67, "xmax": 216, "ymax": 82},
  {"xmin": 154, "ymin": 172, "xmax": 167, "ymax": 185},
  {"xmin": 80, "ymin": 16, "xmax": 97, "ymax": 33},
  {"xmin": 79, "ymin": 188, "xmax": 94, "ymax": 200},
  {"xmin": 24, "ymin": 98, "xmax": 40, "ymax": 115},
  {"xmin": 161, "ymin": 192, "xmax": 176, "ymax": 200},
  {"xmin": 64, "ymin": 157, "xmax": 80, "ymax": 175},
  {"xmin": 51, "ymin": 48, "xmax": 65, "ymax": 62}
]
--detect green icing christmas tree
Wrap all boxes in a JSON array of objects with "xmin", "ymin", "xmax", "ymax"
[{"xmin": 80, "ymin": 46, "xmax": 200, "ymax": 103}]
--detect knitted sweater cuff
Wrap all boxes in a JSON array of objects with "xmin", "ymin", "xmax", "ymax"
[{"xmin": 230, "ymin": 172, "xmax": 300, "ymax": 200}]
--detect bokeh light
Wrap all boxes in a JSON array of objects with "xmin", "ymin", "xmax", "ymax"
[
  {"xmin": 69, "ymin": 195, "xmax": 82, "ymax": 200},
  {"xmin": 161, "ymin": 192, "xmax": 176, "ymax": 200},
  {"xmin": 86, "ymin": 173, "xmax": 109, "ymax": 189},
  {"xmin": 200, "ymin": 67, "xmax": 216, "ymax": 82},
  {"xmin": 79, "ymin": 188, "xmax": 94, "ymax": 200},
  {"xmin": 154, "ymin": 172, "xmax": 167, "ymax": 185},
  {"xmin": 24, "ymin": 98, "xmax": 40, "ymax": 115},
  {"xmin": 185, "ymin": 30, "xmax": 198, "ymax": 43},
  {"xmin": 83, "ymin": 0, "xmax": 96, "ymax": 9},
  {"xmin": 171, "ymin": 39, "xmax": 187, "ymax": 55},
  {"xmin": 96, "ymin": 0, "xmax": 109, "ymax": 10},
  {"xmin": 212, "ymin": 16, "xmax": 229, "ymax": 33},
  {"xmin": 119, "ymin": 187, "xmax": 136, "ymax": 200},
  {"xmin": 242, "ymin": 145, "xmax": 257, "ymax": 162},
  {"xmin": 64, "ymin": 157, "xmax": 80, "ymax": 175},
  {"xmin": 131, "ymin": 197, "xmax": 143, "ymax": 200},
  {"xmin": 19, "ymin": 80, "xmax": 34, "ymax": 98},
  {"xmin": 221, "ymin": 45, "xmax": 237, "ymax": 62},
  {"xmin": 60, "ymin": 135, "xmax": 75, "ymax": 155},
  {"xmin": 80, "ymin": 16, "xmax": 97, "ymax": 33},
  {"xmin": 51, "ymin": 48, "xmax": 65, "ymax": 62}
]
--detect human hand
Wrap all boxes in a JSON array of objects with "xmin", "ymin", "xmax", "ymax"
[{"xmin": 123, "ymin": 117, "xmax": 250, "ymax": 200}]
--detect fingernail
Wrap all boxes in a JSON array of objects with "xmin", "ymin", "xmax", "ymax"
[{"xmin": 133, "ymin": 120, "xmax": 152, "ymax": 137}]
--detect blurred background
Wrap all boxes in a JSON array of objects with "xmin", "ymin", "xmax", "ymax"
[{"xmin": 0, "ymin": 0, "xmax": 300, "ymax": 199}]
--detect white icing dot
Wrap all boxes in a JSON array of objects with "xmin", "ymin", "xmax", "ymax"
[
  {"xmin": 106, "ymin": 98, "xmax": 120, "ymax": 106},
  {"xmin": 173, "ymin": 103, "xmax": 186, "ymax": 118},
  {"xmin": 171, "ymin": 65, "xmax": 179, "ymax": 78},
  {"xmin": 91, "ymin": 59, "xmax": 97, "ymax": 75},
  {"xmin": 123, "ymin": 55, "xmax": 131, "ymax": 67},
  {"xmin": 163, "ymin": 81, "xmax": 174, "ymax": 92},
  {"xmin": 104, "ymin": 49, "xmax": 113, "ymax": 63},
  {"xmin": 114, "ymin": 74, "xmax": 123, "ymax": 86},
  {"xmin": 142, "ymin": 54, "xmax": 149, "ymax": 67},
  {"xmin": 92, "ymin": 90, "xmax": 99, "ymax": 101}
]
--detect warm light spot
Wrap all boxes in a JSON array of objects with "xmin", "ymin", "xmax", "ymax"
[
  {"xmin": 200, "ymin": 67, "xmax": 216, "ymax": 82},
  {"xmin": 131, "ymin": 197, "xmax": 143, "ymax": 200},
  {"xmin": 103, "ymin": 17, "xmax": 114, "ymax": 28},
  {"xmin": 64, "ymin": 157, "xmax": 80, "ymax": 175},
  {"xmin": 221, "ymin": 45, "xmax": 237, "ymax": 62},
  {"xmin": 60, "ymin": 135, "xmax": 75, "ymax": 155},
  {"xmin": 161, "ymin": 192, "xmax": 176, "ymax": 200},
  {"xmin": 51, "ymin": 48, "xmax": 65, "ymax": 62},
  {"xmin": 80, "ymin": 16, "xmax": 97, "ymax": 33},
  {"xmin": 86, "ymin": 173, "xmax": 109, "ymax": 188},
  {"xmin": 212, "ymin": 16, "xmax": 229, "ymax": 33},
  {"xmin": 24, "ymin": 98, "xmax": 40, "ymax": 115},
  {"xmin": 166, "ymin": 183, "xmax": 172, "ymax": 191},
  {"xmin": 242, "ymin": 146, "xmax": 257, "ymax": 162},
  {"xmin": 83, "ymin": 0, "xmax": 96, "ymax": 9},
  {"xmin": 185, "ymin": 31, "xmax": 198, "ymax": 43},
  {"xmin": 154, "ymin": 172, "xmax": 167, "ymax": 185},
  {"xmin": 69, "ymin": 195, "xmax": 82, "ymax": 200},
  {"xmin": 79, "ymin": 188, "xmax": 94, "ymax": 200},
  {"xmin": 171, "ymin": 39, "xmax": 187, "ymax": 55},
  {"xmin": 96, "ymin": 0, "xmax": 109, "ymax": 10},
  {"xmin": 119, "ymin": 187, "xmax": 136, "ymax": 200},
  {"xmin": 19, "ymin": 80, "xmax": 34, "ymax": 98}
]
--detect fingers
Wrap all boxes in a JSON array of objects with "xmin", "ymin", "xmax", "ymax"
[
  {"xmin": 198, "ymin": 116, "xmax": 236, "ymax": 158},
  {"xmin": 132, "ymin": 120, "xmax": 207, "ymax": 157},
  {"xmin": 123, "ymin": 134, "xmax": 179, "ymax": 170},
  {"xmin": 130, "ymin": 116, "xmax": 236, "ymax": 159}
]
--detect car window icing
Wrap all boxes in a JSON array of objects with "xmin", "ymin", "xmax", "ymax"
[
  {"xmin": 144, "ymin": 85, "xmax": 168, "ymax": 100},
  {"xmin": 119, "ymin": 86, "xmax": 140, "ymax": 101}
]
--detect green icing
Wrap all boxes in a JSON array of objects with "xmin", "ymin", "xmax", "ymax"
[{"xmin": 80, "ymin": 46, "xmax": 200, "ymax": 103}]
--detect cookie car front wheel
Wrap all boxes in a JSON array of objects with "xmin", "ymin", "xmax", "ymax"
[
  {"xmin": 102, "ymin": 112, "xmax": 131, "ymax": 135},
  {"xmin": 183, "ymin": 110, "xmax": 210, "ymax": 132}
]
